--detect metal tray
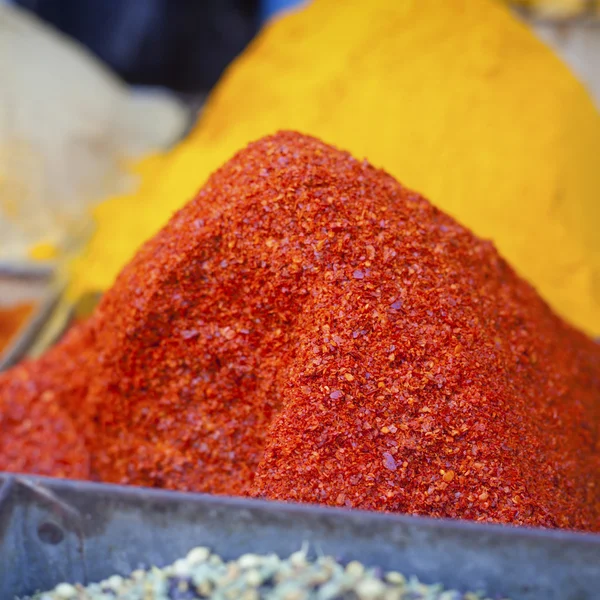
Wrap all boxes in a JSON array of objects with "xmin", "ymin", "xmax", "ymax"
[{"xmin": 0, "ymin": 473, "xmax": 598, "ymax": 600}]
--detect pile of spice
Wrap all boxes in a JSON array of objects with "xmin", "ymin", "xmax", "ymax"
[
  {"xmin": 1, "ymin": 132, "xmax": 599, "ymax": 531},
  {"xmin": 68, "ymin": 0, "xmax": 600, "ymax": 337},
  {"xmin": 0, "ymin": 302, "xmax": 33, "ymax": 354},
  {"xmin": 29, "ymin": 546, "xmax": 507, "ymax": 600}
]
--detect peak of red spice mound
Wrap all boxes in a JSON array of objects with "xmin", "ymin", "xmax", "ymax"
[{"xmin": 1, "ymin": 131, "xmax": 599, "ymax": 531}]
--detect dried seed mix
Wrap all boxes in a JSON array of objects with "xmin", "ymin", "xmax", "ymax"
[{"xmin": 28, "ymin": 546, "xmax": 508, "ymax": 600}]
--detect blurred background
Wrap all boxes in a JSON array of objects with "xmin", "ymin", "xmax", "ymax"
[
  {"xmin": 10, "ymin": 0, "xmax": 293, "ymax": 96},
  {"xmin": 7, "ymin": 0, "xmax": 600, "ymax": 101}
]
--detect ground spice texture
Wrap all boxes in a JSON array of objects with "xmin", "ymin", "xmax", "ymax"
[{"xmin": 0, "ymin": 132, "xmax": 598, "ymax": 531}]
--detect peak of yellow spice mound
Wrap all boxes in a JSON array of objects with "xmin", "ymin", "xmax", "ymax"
[{"xmin": 70, "ymin": 0, "xmax": 600, "ymax": 336}]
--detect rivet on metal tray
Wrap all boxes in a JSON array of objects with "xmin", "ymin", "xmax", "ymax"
[
  {"xmin": 37, "ymin": 520, "xmax": 65, "ymax": 545},
  {"xmin": 16, "ymin": 477, "xmax": 89, "ymax": 582}
]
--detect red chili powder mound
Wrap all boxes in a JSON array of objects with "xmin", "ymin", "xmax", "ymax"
[{"xmin": 0, "ymin": 131, "xmax": 598, "ymax": 531}]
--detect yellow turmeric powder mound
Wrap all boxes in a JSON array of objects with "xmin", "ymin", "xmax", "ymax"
[{"xmin": 69, "ymin": 0, "xmax": 600, "ymax": 336}]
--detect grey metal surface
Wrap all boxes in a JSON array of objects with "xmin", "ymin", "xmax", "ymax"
[
  {"xmin": 0, "ymin": 474, "xmax": 598, "ymax": 599},
  {"xmin": 0, "ymin": 275, "xmax": 47, "ymax": 306}
]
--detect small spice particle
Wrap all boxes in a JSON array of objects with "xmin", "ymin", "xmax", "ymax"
[
  {"xmin": 187, "ymin": 546, "xmax": 210, "ymax": 565},
  {"xmin": 443, "ymin": 471, "xmax": 455, "ymax": 483},
  {"xmin": 383, "ymin": 452, "xmax": 397, "ymax": 472},
  {"xmin": 355, "ymin": 578, "xmax": 387, "ymax": 599},
  {"xmin": 346, "ymin": 560, "xmax": 366, "ymax": 578},
  {"xmin": 52, "ymin": 583, "xmax": 76, "ymax": 599}
]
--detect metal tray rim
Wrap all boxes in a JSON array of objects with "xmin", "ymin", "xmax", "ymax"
[{"xmin": 2, "ymin": 472, "xmax": 599, "ymax": 546}]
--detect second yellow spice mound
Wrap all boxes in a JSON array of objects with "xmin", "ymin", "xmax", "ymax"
[{"xmin": 69, "ymin": 0, "xmax": 600, "ymax": 336}]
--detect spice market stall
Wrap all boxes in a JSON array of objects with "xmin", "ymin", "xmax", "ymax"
[
  {"xmin": 3, "ymin": 129, "xmax": 600, "ymax": 599},
  {"xmin": 0, "ymin": 1, "xmax": 599, "ymax": 600}
]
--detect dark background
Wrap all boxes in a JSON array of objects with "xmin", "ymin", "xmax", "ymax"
[{"xmin": 14, "ymin": 0, "xmax": 262, "ymax": 94}]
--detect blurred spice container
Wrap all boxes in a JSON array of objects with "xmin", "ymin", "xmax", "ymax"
[
  {"xmin": 0, "ymin": 266, "xmax": 59, "ymax": 370},
  {"xmin": 506, "ymin": 0, "xmax": 600, "ymax": 105},
  {"xmin": 0, "ymin": 303, "xmax": 33, "ymax": 353},
  {"xmin": 507, "ymin": 0, "xmax": 600, "ymax": 20}
]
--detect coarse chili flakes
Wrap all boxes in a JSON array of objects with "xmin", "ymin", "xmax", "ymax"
[
  {"xmin": 0, "ymin": 131, "xmax": 598, "ymax": 531},
  {"xmin": 0, "ymin": 318, "xmax": 96, "ymax": 479}
]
